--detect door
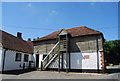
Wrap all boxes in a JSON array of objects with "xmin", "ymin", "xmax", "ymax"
[{"xmin": 36, "ymin": 54, "xmax": 39, "ymax": 68}]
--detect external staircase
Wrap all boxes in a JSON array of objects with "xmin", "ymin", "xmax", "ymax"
[
  {"xmin": 41, "ymin": 42, "xmax": 60, "ymax": 70},
  {"xmin": 41, "ymin": 29, "xmax": 69, "ymax": 72},
  {"xmin": 41, "ymin": 39, "xmax": 68, "ymax": 70}
]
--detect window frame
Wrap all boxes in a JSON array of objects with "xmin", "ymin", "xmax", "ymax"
[
  {"xmin": 15, "ymin": 53, "xmax": 22, "ymax": 62},
  {"xmin": 24, "ymin": 54, "xmax": 29, "ymax": 62}
]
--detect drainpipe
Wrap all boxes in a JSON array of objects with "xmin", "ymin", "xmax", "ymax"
[{"xmin": 2, "ymin": 49, "xmax": 7, "ymax": 71}]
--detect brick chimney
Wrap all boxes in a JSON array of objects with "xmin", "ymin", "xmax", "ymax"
[{"xmin": 17, "ymin": 32, "xmax": 22, "ymax": 39}]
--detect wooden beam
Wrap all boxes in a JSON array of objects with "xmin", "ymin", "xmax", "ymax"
[
  {"xmin": 61, "ymin": 53, "xmax": 63, "ymax": 70},
  {"xmin": 58, "ymin": 52, "xmax": 60, "ymax": 72},
  {"xmin": 66, "ymin": 35, "xmax": 69, "ymax": 73},
  {"xmin": 58, "ymin": 36, "xmax": 60, "ymax": 72},
  {"xmin": 41, "ymin": 61, "xmax": 43, "ymax": 71},
  {"xmin": 96, "ymin": 35, "xmax": 100, "ymax": 73}
]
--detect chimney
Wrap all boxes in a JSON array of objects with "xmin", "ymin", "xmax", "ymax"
[{"xmin": 17, "ymin": 32, "xmax": 22, "ymax": 39}]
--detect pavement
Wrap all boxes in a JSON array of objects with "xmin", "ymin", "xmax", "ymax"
[
  {"xmin": 106, "ymin": 66, "xmax": 120, "ymax": 69},
  {"xmin": 1, "ymin": 71, "xmax": 120, "ymax": 80}
]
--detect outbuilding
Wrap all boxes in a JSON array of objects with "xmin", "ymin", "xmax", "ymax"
[
  {"xmin": 0, "ymin": 30, "xmax": 35, "ymax": 72},
  {"xmin": 33, "ymin": 26, "xmax": 105, "ymax": 73}
]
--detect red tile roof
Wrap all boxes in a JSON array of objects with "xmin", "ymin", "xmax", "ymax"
[
  {"xmin": 0, "ymin": 30, "xmax": 33, "ymax": 54},
  {"xmin": 33, "ymin": 26, "xmax": 102, "ymax": 42}
]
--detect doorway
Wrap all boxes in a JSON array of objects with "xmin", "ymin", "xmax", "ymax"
[{"xmin": 36, "ymin": 54, "xmax": 39, "ymax": 68}]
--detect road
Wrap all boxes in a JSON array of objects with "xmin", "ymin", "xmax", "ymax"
[{"xmin": 1, "ymin": 71, "xmax": 120, "ymax": 80}]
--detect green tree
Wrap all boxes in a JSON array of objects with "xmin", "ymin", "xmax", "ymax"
[
  {"xmin": 104, "ymin": 40, "xmax": 120, "ymax": 65},
  {"xmin": 27, "ymin": 38, "xmax": 31, "ymax": 41}
]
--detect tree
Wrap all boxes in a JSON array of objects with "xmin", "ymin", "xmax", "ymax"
[
  {"xmin": 37, "ymin": 37, "xmax": 39, "ymax": 39},
  {"xmin": 104, "ymin": 40, "xmax": 120, "ymax": 65},
  {"xmin": 33, "ymin": 38, "xmax": 36, "ymax": 41},
  {"xmin": 27, "ymin": 38, "xmax": 31, "ymax": 41}
]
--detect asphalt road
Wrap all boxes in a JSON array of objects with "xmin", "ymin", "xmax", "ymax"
[{"xmin": 1, "ymin": 71, "xmax": 120, "ymax": 80}]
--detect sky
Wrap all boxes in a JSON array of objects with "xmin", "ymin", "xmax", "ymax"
[{"xmin": 1, "ymin": 2, "xmax": 118, "ymax": 41}]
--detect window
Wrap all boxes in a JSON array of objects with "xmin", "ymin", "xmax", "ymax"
[
  {"xmin": 24, "ymin": 54, "xmax": 29, "ymax": 62},
  {"xmin": 15, "ymin": 53, "xmax": 22, "ymax": 61}
]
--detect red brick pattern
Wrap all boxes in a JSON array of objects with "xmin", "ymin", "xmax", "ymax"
[{"xmin": 100, "ymin": 51, "xmax": 105, "ymax": 70}]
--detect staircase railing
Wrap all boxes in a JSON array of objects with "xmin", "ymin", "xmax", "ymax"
[{"xmin": 41, "ymin": 42, "xmax": 60, "ymax": 70}]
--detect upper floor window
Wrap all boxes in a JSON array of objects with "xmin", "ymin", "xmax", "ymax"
[{"xmin": 15, "ymin": 53, "xmax": 22, "ymax": 61}]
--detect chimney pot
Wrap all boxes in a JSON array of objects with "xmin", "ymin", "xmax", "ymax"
[{"xmin": 17, "ymin": 32, "xmax": 22, "ymax": 39}]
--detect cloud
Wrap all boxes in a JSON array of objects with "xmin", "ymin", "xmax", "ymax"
[
  {"xmin": 27, "ymin": 3, "xmax": 32, "ymax": 7},
  {"xmin": 49, "ymin": 10, "xmax": 58, "ymax": 16}
]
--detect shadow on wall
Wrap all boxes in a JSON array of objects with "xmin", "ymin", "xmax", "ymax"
[
  {"xmin": 70, "ymin": 52, "xmax": 84, "ymax": 70},
  {"xmin": 70, "ymin": 41, "xmax": 81, "ymax": 52}
]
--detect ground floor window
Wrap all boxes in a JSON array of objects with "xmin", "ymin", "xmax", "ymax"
[
  {"xmin": 15, "ymin": 53, "xmax": 22, "ymax": 61},
  {"xmin": 24, "ymin": 54, "xmax": 29, "ymax": 62}
]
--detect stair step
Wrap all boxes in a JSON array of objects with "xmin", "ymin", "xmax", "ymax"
[{"xmin": 42, "ymin": 39, "xmax": 68, "ymax": 70}]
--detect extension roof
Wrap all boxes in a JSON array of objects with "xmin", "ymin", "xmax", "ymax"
[
  {"xmin": 33, "ymin": 26, "xmax": 102, "ymax": 42},
  {"xmin": 0, "ymin": 30, "xmax": 33, "ymax": 54}
]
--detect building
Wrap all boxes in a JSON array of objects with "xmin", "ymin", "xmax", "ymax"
[
  {"xmin": 33, "ymin": 26, "xmax": 105, "ymax": 73},
  {"xmin": 0, "ymin": 30, "xmax": 35, "ymax": 72}
]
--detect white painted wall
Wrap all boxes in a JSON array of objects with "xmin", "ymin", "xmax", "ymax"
[
  {"xmin": 39, "ymin": 54, "xmax": 43, "ymax": 68},
  {"xmin": 49, "ymin": 55, "xmax": 60, "ymax": 69},
  {"xmin": 49, "ymin": 53, "xmax": 67, "ymax": 69},
  {"xmin": 48, "ymin": 52, "xmax": 102, "ymax": 70},
  {"xmin": 33, "ymin": 54, "xmax": 47, "ymax": 68},
  {"xmin": 33, "ymin": 54, "xmax": 36, "ymax": 65},
  {"xmin": 2, "ymin": 49, "xmax": 35, "ymax": 71},
  {"xmin": 71, "ymin": 52, "xmax": 102, "ymax": 69},
  {"xmin": 29, "ymin": 54, "xmax": 35, "ymax": 62},
  {"xmin": 0, "ymin": 47, "xmax": 3, "ymax": 71}
]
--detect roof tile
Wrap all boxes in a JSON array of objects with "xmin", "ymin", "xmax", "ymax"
[
  {"xmin": 0, "ymin": 30, "xmax": 33, "ymax": 54},
  {"xmin": 33, "ymin": 26, "xmax": 102, "ymax": 42}
]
